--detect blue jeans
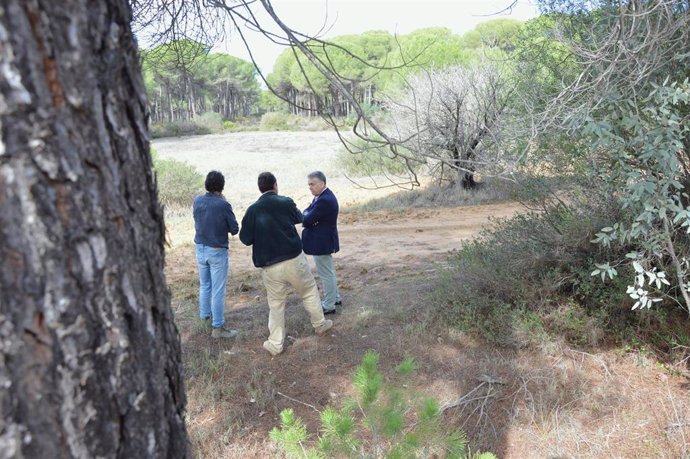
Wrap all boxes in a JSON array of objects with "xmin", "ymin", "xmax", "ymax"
[
  {"xmin": 195, "ymin": 243, "xmax": 229, "ymax": 328},
  {"xmin": 313, "ymin": 254, "xmax": 340, "ymax": 311}
]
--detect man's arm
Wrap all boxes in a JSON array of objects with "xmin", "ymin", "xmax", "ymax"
[
  {"xmin": 226, "ymin": 204, "xmax": 240, "ymax": 236},
  {"xmin": 302, "ymin": 198, "xmax": 330, "ymax": 227},
  {"xmin": 288, "ymin": 198, "xmax": 304, "ymax": 224},
  {"xmin": 239, "ymin": 208, "xmax": 253, "ymax": 246}
]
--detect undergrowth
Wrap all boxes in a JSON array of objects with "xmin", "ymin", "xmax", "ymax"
[{"xmin": 432, "ymin": 184, "xmax": 690, "ymax": 361}]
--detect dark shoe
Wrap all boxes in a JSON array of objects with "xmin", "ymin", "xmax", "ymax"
[
  {"xmin": 334, "ymin": 300, "xmax": 342, "ymax": 306},
  {"xmin": 323, "ymin": 308, "xmax": 336, "ymax": 315},
  {"xmin": 211, "ymin": 327, "xmax": 238, "ymax": 339}
]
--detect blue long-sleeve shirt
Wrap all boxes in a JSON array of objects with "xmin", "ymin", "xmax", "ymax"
[{"xmin": 193, "ymin": 193, "xmax": 239, "ymax": 249}]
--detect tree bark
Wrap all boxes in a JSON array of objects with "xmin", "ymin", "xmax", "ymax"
[{"xmin": 0, "ymin": 1, "xmax": 188, "ymax": 458}]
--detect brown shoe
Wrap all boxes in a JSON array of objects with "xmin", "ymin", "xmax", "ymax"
[{"xmin": 315, "ymin": 319, "xmax": 333, "ymax": 335}]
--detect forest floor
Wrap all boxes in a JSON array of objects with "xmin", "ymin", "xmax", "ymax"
[
  {"xmin": 166, "ymin": 203, "xmax": 690, "ymax": 458},
  {"xmin": 157, "ymin": 132, "xmax": 689, "ymax": 458}
]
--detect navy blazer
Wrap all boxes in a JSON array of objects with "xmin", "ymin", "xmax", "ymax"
[{"xmin": 302, "ymin": 187, "xmax": 339, "ymax": 255}]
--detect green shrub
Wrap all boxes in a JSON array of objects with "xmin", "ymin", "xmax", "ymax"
[
  {"xmin": 195, "ymin": 111, "xmax": 224, "ymax": 132},
  {"xmin": 260, "ymin": 111, "xmax": 291, "ymax": 131},
  {"xmin": 222, "ymin": 120, "xmax": 235, "ymax": 130},
  {"xmin": 151, "ymin": 149, "xmax": 203, "ymax": 207},
  {"xmin": 150, "ymin": 120, "xmax": 212, "ymax": 138},
  {"xmin": 258, "ymin": 112, "xmax": 331, "ymax": 131},
  {"xmin": 270, "ymin": 351, "xmax": 496, "ymax": 459},
  {"xmin": 433, "ymin": 185, "xmax": 633, "ymax": 347}
]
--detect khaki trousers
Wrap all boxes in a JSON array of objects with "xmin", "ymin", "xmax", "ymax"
[{"xmin": 261, "ymin": 252, "xmax": 326, "ymax": 350}]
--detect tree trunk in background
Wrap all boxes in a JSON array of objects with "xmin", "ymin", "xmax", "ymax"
[
  {"xmin": 0, "ymin": 1, "xmax": 188, "ymax": 458},
  {"xmin": 167, "ymin": 85, "xmax": 174, "ymax": 122}
]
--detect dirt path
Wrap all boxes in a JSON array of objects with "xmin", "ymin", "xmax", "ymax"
[
  {"xmin": 338, "ymin": 203, "xmax": 519, "ymax": 268},
  {"xmin": 166, "ymin": 201, "xmax": 690, "ymax": 459}
]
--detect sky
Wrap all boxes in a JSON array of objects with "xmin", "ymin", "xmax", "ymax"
[{"xmin": 215, "ymin": 0, "xmax": 539, "ymax": 75}]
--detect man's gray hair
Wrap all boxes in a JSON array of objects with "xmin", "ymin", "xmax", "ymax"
[{"xmin": 307, "ymin": 170, "xmax": 327, "ymax": 184}]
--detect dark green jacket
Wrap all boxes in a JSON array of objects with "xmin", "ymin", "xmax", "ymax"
[{"xmin": 239, "ymin": 191, "xmax": 304, "ymax": 267}]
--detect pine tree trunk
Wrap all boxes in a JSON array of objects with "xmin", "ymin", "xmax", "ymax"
[
  {"xmin": 0, "ymin": 1, "xmax": 188, "ymax": 458},
  {"xmin": 167, "ymin": 85, "xmax": 174, "ymax": 122}
]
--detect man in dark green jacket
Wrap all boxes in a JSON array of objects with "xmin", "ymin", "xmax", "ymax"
[{"xmin": 240, "ymin": 172, "xmax": 333, "ymax": 356}]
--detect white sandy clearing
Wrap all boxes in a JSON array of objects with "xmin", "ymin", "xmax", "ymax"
[{"xmin": 153, "ymin": 131, "xmax": 412, "ymax": 246}]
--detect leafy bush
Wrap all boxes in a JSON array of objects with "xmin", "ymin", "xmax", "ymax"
[
  {"xmin": 150, "ymin": 112, "xmax": 229, "ymax": 138},
  {"xmin": 222, "ymin": 120, "xmax": 235, "ymax": 130},
  {"xmin": 270, "ymin": 351, "xmax": 496, "ymax": 459},
  {"xmin": 150, "ymin": 120, "xmax": 212, "ymax": 138},
  {"xmin": 151, "ymin": 149, "xmax": 203, "ymax": 208},
  {"xmin": 259, "ymin": 111, "xmax": 331, "ymax": 131},
  {"xmin": 260, "ymin": 111, "xmax": 291, "ymax": 131},
  {"xmin": 433, "ymin": 185, "xmax": 633, "ymax": 347},
  {"xmin": 584, "ymin": 80, "xmax": 690, "ymax": 313},
  {"xmin": 195, "ymin": 111, "xmax": 224, "ymax": 132}
]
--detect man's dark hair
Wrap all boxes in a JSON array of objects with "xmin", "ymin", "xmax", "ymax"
[
  {"xmin": 258, "ymin": 172, "xmax": 277, "ymax": 193},
  {"xmin": 205, "ymin": 170, "xmax": 225, "ymax": 193}
]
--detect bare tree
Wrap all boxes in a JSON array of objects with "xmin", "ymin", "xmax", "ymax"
[
  {"xmin": 0, "ymin": 1, "xmax": 187, "ymax": 457},
  {"xmin": 384, "ymin": 63, "xmax": 525, "ymax": 189}
]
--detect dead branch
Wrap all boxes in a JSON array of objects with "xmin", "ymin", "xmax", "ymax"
[{"xmin": 276, "ymin": 391, "xmax": 319, "ymax": 412}]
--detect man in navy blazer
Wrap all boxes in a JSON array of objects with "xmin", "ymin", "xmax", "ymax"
[{"xmin": 302, "ymin": 171, "xmax": 341, "ymax": 314}]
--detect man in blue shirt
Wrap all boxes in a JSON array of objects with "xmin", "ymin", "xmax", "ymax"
[{"xmin": 193, "ymin": 171, "xmax": 239, "ymax": 339}]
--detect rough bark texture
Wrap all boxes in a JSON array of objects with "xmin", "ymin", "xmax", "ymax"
[{"xmin": 0, "ymin": 1, "xmax": 188, "ymax": 457}]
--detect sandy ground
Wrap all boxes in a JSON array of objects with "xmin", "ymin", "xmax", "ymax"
[{"xmin": 153, "ymin": 131, "xmax": 403, "ymax": 211}]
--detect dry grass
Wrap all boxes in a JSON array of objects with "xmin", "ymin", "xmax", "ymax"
[
  {"xmin": 348, "ymin": 178, "xmax": 522, "ymax": 213},
  {"xmin": 168, "ymin": 243, "xmax": 690, "ymax": 458}
]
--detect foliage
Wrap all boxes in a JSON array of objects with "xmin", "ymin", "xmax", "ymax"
[
  {"xmin": 258, "ymin": 112, "xmax": 329, "ymax": 132},
  {"xmin": 194, "ymin": 111, "xmax": 224, "ymax": 131},
  {"xmin": 266, "ymin": 20, "xmax": 529, "ymax": 120},
  {"xmin": 260, "ymin": 89, "xmax": 289, "ymax": 113},
  {"xmin": 260, "ymin": 111, "xmax": 291, "ymax": 131},
  {"xmin": 585, "ymin": 80, "xmax": 690, "ymax": 313},
  {"xmin": 270, "ymin": 351, "xmax": 496, "ymax": 459},
  {"xmin": 141, "ymin": 41, "xmax": 259, "ymax": 123},
  {"xmin": 529, "ymin": 0, "xmax": 690, "ymax": 315},
  {"xmin": 150, "ymin": 149, "xmax": 204, "ymax": 208},
  {"xmin": 461, "ymin": 19, "xmax": 523, "ymax": 52},
  {"xmin": 150, "ymin": 120, "xmax": 212, "ymax": 138},
  {"xmin": 433, "ymin": 183, "xmax": 633, "ymax": 346}
]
